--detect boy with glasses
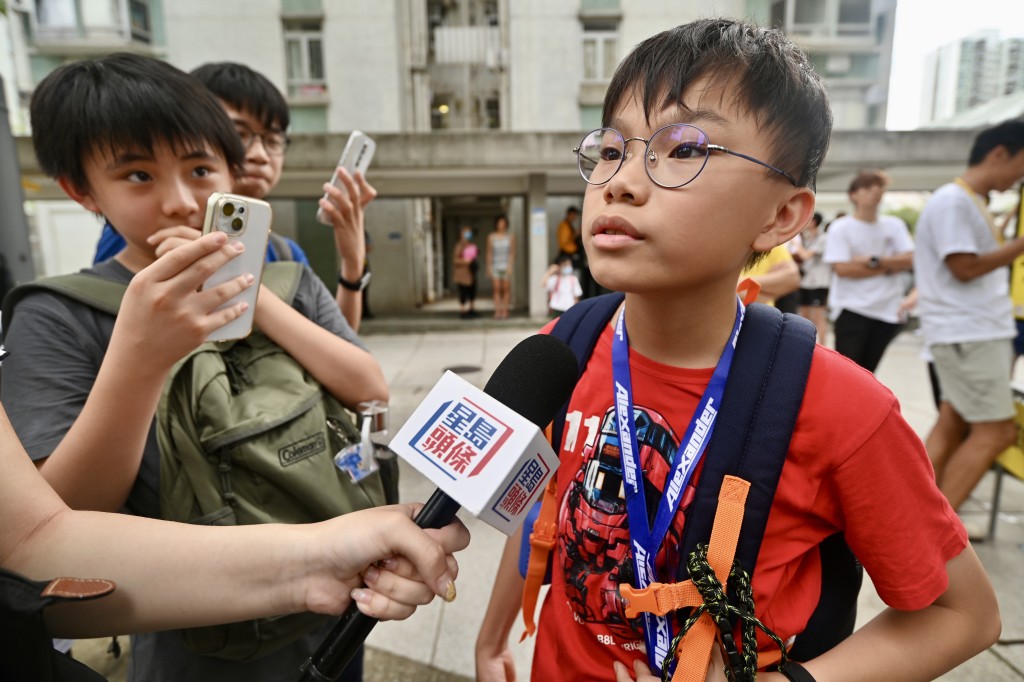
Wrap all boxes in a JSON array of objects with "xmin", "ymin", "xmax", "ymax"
[
  {"xmin": 94, "ymin": 62, "xmax": 376, "ymax": 331},
  {"xmin": 476, "ymin": 19, "xmax": 997, "ymax": 682}
]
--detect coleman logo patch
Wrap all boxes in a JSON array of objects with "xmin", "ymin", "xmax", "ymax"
[{"xmin": 279, "ymin": 433, "xmax": 326, "ymax": 466}]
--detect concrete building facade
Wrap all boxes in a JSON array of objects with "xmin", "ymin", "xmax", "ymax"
[
  {"xmin": 921, "ymin": 30, "xmax": 1024, "ymax": 128},
  {"xmin": 5, "ymin": 0, "xmax": 900, "ymax": 316}
]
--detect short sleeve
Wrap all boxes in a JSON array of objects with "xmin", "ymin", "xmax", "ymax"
[
  {"xmin": 822, "ymin": 221, "xmax": 852, "ymax": 264},
  {"xmin": 0, "ymin": 294, "xmax": 106, "ymax": 460},
  {"xmin": 292, "ymin": 265, "xmax": 366, "ymax": 350},
  {"xmin": 826, "ymin": 400, "xmax": 967, "ymax": 610}
]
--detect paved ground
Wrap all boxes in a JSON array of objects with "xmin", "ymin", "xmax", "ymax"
[{"xmin": 75, "ymin": 311, "xmax": 1024, "ymax": 680}]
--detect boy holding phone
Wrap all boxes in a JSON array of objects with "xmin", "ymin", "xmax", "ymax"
[
  {"xmin": 93, "ymin": 61, "xmax": 376, "ymax": 331},
  {"xmin": 476, "ymin": 19, "xmax": 999, "ymax": 682},
  {"xmin": 2, "ymin": 53, "xmax": 388, "ymax": 682}
]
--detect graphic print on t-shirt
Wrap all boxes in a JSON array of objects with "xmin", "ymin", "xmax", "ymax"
[{"xmin": 557, "ymin": 403, "xmax": 695, "ymax": 640}]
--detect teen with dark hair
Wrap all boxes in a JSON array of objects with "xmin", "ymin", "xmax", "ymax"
[
  {"xmin": 93, "ymin": 61, "xmax": 376, "ymax": 331},
  {"xmin": 4, "ymin": 53, "xmax": 388, "ymax": 682},
  {"xmin": 823, "ymin": 169, "xmax": 915, "ymax": 372},
  {"xmin": 0, "ymin": 242, "xmax": 467, "ymax": 676},
  {"xmin": 477, "ymin": 19, "xmax": 997, "ymax": 682},
  {"xmin": 915, "ymin": 119, "xmax": 1024, "ymax": 512}
]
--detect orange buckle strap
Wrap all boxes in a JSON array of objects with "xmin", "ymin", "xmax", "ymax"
[
  {"xmin": 520, "ymin": 475, "xmax": 559, "ymax": 641},
  {"xmin": 619, "ymin": 476, "xmax": 751, "ymax": 682},
  {"xmin": 736, "ymin": 278, "xmax": 762, "ymax": 306}
]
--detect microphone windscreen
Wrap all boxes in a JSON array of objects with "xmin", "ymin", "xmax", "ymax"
[{"xmin": 483, "ymin": 334, "xmax": 580, "ymax": 428}]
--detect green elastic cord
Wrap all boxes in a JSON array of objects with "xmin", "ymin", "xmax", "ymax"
[{"xmin": 660, "ymin": 543, "xmax": 789, "ymax": 682}]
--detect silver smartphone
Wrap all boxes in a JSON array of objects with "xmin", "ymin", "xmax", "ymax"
[
  {"xmin": 200, "ymin": 192, "xmax": 271, "ymax": 342},
  {"xmin": 315, "ymin": 130, "xmax": 377, "ymax": 225}
]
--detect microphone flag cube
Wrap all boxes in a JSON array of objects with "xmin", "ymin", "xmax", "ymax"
[{"xmin": 389, "ymin": 371, "xmax": 558, "ymax": 535}]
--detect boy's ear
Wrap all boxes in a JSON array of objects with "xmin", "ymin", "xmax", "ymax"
[
  {"xmin": 751, "ymin": 187, "xmax": 816, "ymax": 253},
  {"xmin": 57, "ymin": 177, "xmax": 101, "ymax": 214}
]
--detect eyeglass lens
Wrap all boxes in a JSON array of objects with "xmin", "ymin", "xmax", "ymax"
[
  {"xmin": 238, "ymin": 128, "xmax": 288, "ymax": 155},
  {"xmin": 577, "ymin": 124, "xmax": 710, "ymax": 188}
]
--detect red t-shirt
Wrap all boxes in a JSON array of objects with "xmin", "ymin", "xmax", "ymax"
[{"xmin": 531, "ymin": 321, "xmax": 967, "ymax": 682}]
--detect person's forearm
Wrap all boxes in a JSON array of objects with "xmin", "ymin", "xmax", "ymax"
[
  {"xmin": 24, "ymin": 511, "xmax": 310, "ymax": 637},
  {"xmin": 335, "ymin": 286, "xmax": 363, "ymax": 333},
  {"xmin": 255, "ymin": 288, "xmax": 387, "ymax": 407},
  {"xmin": 879, "ymin": 251, "xmax": 913, "ymax": 273},
  {"xmin": 335, "ymin": 233, "xmax": 366, "ymax": 332},
  {"xmin": 754, "ymin": 264, "xmax": 800, "ymax": 300},
  {"xmin": 783, "ymin": 547, "xmax": 999, "ymax": 682},
  {"xmin": 947, "ymin": 238, "xmax": 1024, "ymax": 282},
  {"xmin": 477, "ymin": 529, "xmax": 526, "ymax": 654}
]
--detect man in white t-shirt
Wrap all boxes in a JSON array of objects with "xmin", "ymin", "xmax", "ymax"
[
  {"xmin": 915, "ymin": 120, "xmax": 1024, "ymax": 512},
  {"xmin": 823, "ymin": 169, "xmax": 914, "ymax": 372}
]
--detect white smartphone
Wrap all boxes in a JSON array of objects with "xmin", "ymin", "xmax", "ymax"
[
  {"xmin": 200, "ymin": 192, "xmax": 271, "ymax": 342},
  {"xmin": 315, "ymin": 130, "xmax": 377, "ymax": 225}
]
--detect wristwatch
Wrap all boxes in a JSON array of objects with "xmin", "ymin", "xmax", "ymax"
[
  {"xmin": 338, "ymin": 268, "xmax": 371, "ymax": 292},
  {"xmin": 867, "ymin": 255, "xmax": 881, "ymax": 269},
  {"xmin": 779, "ymin": 661, "xmax": 816, "ymax": 682}
]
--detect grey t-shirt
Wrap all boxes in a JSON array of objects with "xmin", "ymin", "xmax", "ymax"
[{"xmin": 1, "ymin": 258, "xmax": 365, "ymax": 681}]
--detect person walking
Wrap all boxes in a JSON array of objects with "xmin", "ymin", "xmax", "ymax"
[
  {"xmin": 486, "ymin": 214, "xmax": 515, "ymax": 319},
  {"xmin": 915, "ymin": 120, "xmax": 1024, "ymax": 512},
  {"xmin": 823, "ymin": 169, "xmax": 914, "ymax": 372}
]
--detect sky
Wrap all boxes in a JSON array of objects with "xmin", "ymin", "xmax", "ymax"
[{"xmin": 886, "ymin": 0, "xmax": 1024, "ymax": 129}]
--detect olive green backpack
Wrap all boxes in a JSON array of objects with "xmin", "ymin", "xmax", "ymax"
[{"xmin": 2, "ymin": 261, "xmax": 386, "ymax": 660}]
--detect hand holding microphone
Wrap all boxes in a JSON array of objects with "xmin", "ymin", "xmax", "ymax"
[{"xmin": 299, "ymin": 334, "xmax": 579, "ymax": 681}]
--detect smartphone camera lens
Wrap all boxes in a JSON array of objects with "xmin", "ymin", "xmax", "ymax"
[
  {"xmin": 231, "ymin": 217, "xmax": 244, "ymax": 231},
  {"xmin": 238, "ymin": 206, "xmax": 245, "ymax": 214},
  {"xmin": 222, "ymin": 203, "xmax": 235, "ymax": 217}
]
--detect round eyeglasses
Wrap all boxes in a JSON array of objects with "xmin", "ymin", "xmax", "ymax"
[
  {"xmin": 237, "ymin": 127, "xmax": 290, "ymax": 156},
  {"xmin": 573, "ymin": 123, "xmax": 798, "ymax": 189}
]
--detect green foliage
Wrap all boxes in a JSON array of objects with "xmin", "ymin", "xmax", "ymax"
[{"xmin": 885, "ymin": 206, "xmax": 920, "ymax": 234}]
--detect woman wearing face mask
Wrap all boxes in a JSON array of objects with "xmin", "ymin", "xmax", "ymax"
[
  {"xmin": 453, "ymin": 226, "xmax": 479, "ymax": 319},
  {"xmin": 544, "ymin": 254, "xmax": 583, "ymax": 316}
]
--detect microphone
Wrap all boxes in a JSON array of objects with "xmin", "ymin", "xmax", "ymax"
[{"xmin": 299, "ymin": 334, "xmax": 579, "ymax": 682}]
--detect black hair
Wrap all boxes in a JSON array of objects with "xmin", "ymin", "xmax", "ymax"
[
  {"xmin": 968, "ymin": 120, "xmax": 1024, "ymax": 166},
  {"xmin": 191, "ymin": 62, "xmax": 290, "ymax": 132},
  {"xmin": 494, "ymin": 214, "xmax": 509, "ymax": 229},
  {"xmin": 812, "ymin": 212, "xmax": 823, "ymax": 226},
  {"xmin": 602, "ymin": 18, "xmax": 832, "ymax": 190},
  {"xmin": 566, "ymin": 206, "xmax": 580, "ymax": 216},
  {"xmin": 30, "ymin": 53, "xmax": 244, "ymax": 191},
  {"xmin": 556, "ymin": 254, "xmax": 573, "ymax": 265}
]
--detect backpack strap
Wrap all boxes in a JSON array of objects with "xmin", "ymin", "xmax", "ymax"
[
  {"xmin": 547, "ymin": 292, "xmax": 624, "ymax": 451},
  {"xmin": 520, "ymin": 292, "xmax": 623, "ymax": 639},
  {"xmin": 678, "ymin": 304, "xmax": 816, "ymax": 577},
  {"xmin": 268, "ymin": 233, "xmax": 294, "ymax": 263},
  {"xmin": 2, "ymin": 274, "xmax": 126, "ymax": 343},
  {"xmin": 260, "ymin": 261, "xmax": 305, "ymax": 306}
]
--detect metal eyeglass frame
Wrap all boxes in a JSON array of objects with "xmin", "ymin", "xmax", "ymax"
[
  {"xmin": 573, "ymin": 123, "xmax": 799, "ymax": 188},
  {"xmin": 237, "ymin": 127, "xmax": 291, "ymax": 156}
]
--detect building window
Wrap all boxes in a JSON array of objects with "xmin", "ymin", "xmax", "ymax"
[
  {"xmin": 581, "ymin": 29, "xmax": 617, "ymax": 82},
  {"xmin": 128, "ymin": 0, "xmax": 151, "ymax": 41},
  {"xmin": 284, "ymin": 19, "xmax": 326, "ymax": 99}
]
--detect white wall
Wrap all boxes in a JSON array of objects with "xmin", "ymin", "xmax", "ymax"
[
  {"xmin": 324, "ymin": 0, "xmax": 404, "ymax": 133},
  {"xmin": 507, "ymin": 1, "xmax": 580, "ymax": 131},
  {"xmin": 163, "ymin": 0, "xmax": 289, "ymax": 103}
]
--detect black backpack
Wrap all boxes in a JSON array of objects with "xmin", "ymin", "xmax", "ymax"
[
  {"xmin": 546, "ymin": 293, "xmax": 861, "ymax": 665},
  {"xmin": 0, "ymin": 568, "xmax": 112, "ymax": 681}
]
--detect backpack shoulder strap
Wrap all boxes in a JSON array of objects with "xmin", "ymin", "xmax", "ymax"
[
  {"xmin": 268, "ymin": 233, "xmax": 294, "ymax": 262},
  {"xmin": 678, "ymin": 304, "xmax": 816, "ymax": 577},
  {"xmin": 260, "ymin": 261, "xmax": 305, "ymax": 306},
  {"xmin": 548, "ymin": 292, "xmax": 624, "ymax": 450},
  {"xmin": 2, "ymin": 274, "xmax": 126, "ymax": 342}
]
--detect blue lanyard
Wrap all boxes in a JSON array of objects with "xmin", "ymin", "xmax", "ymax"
[{"xmin": 611, "ymin": 297, "xmax": 744, "ymax": 674}]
